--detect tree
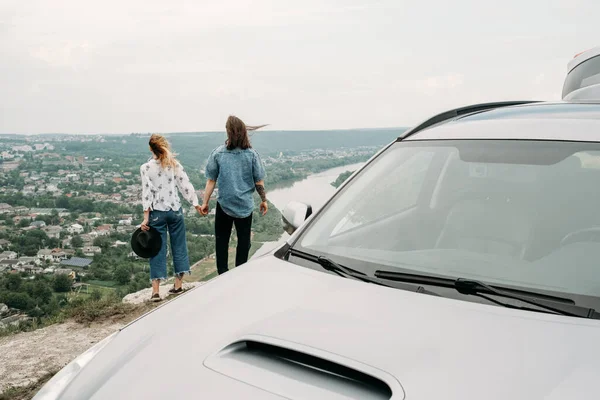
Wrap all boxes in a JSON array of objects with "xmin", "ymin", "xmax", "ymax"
[
  {"xmin": 5, "ymin": 273, "xmax": 22, "ymax": 291},
  {"xmin": 32, "ymin": 280, "xmax": 53, "ymax": 303},
  {"xmin": 53, "ymin": 274, "xmax": 73, "ymax": 293},
  {"xmin": 93, "ymin": 236, "xmax": 112, "ymax": 250},
  {"xmin": 71, "ymin": 235, "xmax": 84, "ymax": 248},
  {"xmin": 55, "ymin": 196, "xmax": 70, "ymax": 209},
  {"xmin": 113, "ymin": 265, "xmax": 131, "ymax": 285},
  {"xmin": 4, "ymin": 292, "xmax": 34, "ymax": 311},
  {"xmin": 90, "ymin": 289, "xmax": 102, "ymax": 301}
]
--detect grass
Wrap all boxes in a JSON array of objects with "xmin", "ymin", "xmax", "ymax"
[
  {"xmin": 64, "ymin": 294, "xmax": 137, "ymax": 324},
  {"xmin": 184, "ymin": 241, "xmax": 265, "ymax": 283},
  {"xmin": 86, "ymin": 280, "xmax": 119, "ymax": 288},
  {"xmin": 0, "ymin": 370, "xmax": 57, "ymax": 400}
]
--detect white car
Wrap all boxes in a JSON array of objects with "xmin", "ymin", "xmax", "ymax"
[{"xmin": 35, "ymin": 100, "xmax": 600, "ymax": 400}]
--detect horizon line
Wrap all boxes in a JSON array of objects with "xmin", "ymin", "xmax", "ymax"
[{"xmin": 0, "ymin": 126, "xmax": 410, "ymax": 137}]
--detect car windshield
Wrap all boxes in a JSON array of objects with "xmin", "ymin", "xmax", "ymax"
[{"xmin": 295, "ymin": 140, "xmax": 600, "ymax": 303}]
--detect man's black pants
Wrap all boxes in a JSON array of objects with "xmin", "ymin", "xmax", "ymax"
[{"xmin": 215, "ymin": 202, "xmax": 253, "ymax": 275}]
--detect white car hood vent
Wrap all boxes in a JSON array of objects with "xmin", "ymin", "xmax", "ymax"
[{"xmin": 204, "ymin": 335, "xmax": 404, "ymax": 400}]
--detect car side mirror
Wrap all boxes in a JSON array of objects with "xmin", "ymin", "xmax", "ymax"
[{"xmin": 282, "ymin": 201, "xmax": 312, "ymax": 235}]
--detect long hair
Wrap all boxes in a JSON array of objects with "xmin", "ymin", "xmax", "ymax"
[
  {"xmin": 225, "ymin": 115, "xmax": 268, "ymax": 150},
  {"xmin": 149, "ymin": 134, "xmax": 177, "ymax": 169}
]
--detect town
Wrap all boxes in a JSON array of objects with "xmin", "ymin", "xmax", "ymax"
[{"xmin": 0, "ymin": 131, "xmax": 395, "ymax": 331}]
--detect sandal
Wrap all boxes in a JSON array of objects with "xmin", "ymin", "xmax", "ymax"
[{"xmin": 150, "ymin": 293, "xmax": 162, "ymax": 302}]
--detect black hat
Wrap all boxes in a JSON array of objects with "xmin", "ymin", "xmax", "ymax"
[{"xmin": 131, "ymin": 227, "xmax": 162, "ymax": 258}]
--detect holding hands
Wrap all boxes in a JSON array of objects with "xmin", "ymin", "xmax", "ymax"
[{"xmin": 196, "ymin": 204, "xmax": 209, "ymax": 216}]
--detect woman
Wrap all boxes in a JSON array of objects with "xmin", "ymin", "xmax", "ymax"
[
  {"xmin": 140, "ymin": 134, "xmax": 202, "ymax": 301},
  {"xmin": 200, "ymin": 116, "xmax": 268, "ymax": 275}
]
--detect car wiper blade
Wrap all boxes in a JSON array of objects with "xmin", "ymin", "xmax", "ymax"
[
  {"xmin": 375, "ymin": 270, "xmax": 600, "ymax": 319},
  {"xmin": 288, "ymin": 249, "xmax": 438, "ymax": 296},
  {"xmin": 454, "ymin": 278, "xmax": 600, "ymax": 319}
]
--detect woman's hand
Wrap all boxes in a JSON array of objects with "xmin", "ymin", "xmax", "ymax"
[
  {"xmin": 259, "ymin": 201, "xmax": 268, "ymax": 216},
  {"xmin": 194, "ymin": 205, "xmax": 204, "ymax": 215},
  {"xmin": 141, "ymin": 218, "xmax": 150, "ymax": 231}
]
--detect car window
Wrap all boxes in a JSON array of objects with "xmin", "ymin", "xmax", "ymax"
[
  {"xmin": 330, "ymin": 151, "xmax": 435, "ymax": 236},
  {"xmin": 297, "ymin": 140, "xmax": 600, "ymax": 304}
]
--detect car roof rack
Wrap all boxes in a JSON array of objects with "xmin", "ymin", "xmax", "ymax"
[{"xmin": 398, "ymin": 100, "xmax": 541, "ymax": 140}]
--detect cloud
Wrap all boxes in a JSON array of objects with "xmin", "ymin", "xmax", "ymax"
[
  {"xmin": 533, "ymin": 73, "xmax": 546, "ymax": 85},
  {"xmin": 413, "ymin": 74, "xmax": 465, "ymax": 95},
  {"xmin": 29, "ymin": 41, "xmax": 91, "ymax": 68}
]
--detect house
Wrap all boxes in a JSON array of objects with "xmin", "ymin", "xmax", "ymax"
[
  {"xmin": 112, "ymin": 240, "xmax": 128, "ymax": 247},
  {"xmin": 60, "ymin": 257, "xmax": 92, "ymax": 269},
  {"xmin": 37, "ymin": 249, "xmax": 54, "ymax": 261},
  {"xmin": 30, "ymin": 220, "xmax": 46, "ymax": 228},
  {"xmin": 67, "ymin": 223, "xmax": 84, "ymax": 234},
  {"xmin": 0, "ymin": 259, "xmax": 18, "ymax": 269},
  {"xmin": 54, "ymin": 268, "xmax": 74, "ymax": 277},
  {"xmin": 82, "ymin": 246, "xmax": 101, "ymax": 256},
  {"xmin": 51, "ymin": 250, "xmax": 68, "ymax": 263},
  {"xmin": 118, "ymin": 219, "xmax": 131, "ymax": 226},
  {"xmin": 0, "ymin": 251, "xmax": 17, "ymax": 260},
  {"xmin": 80, "ymin": 234, "xmax": 94, "ymax": 245},
  {"xmin": 23, "ymin": 265, "xmax": 43, "ymax": 275},
  {"xmin": 117, "ymin": 225, "xmax": 136, "ymax": 234},
  {"xmin": 17, "ymin": 257, "xmax": 39, "ymax": 266},
  {"xmin": 94, "ymin": 224, "xmax": 112, "ymax": 236},
  {"xmin": 128, "ymin": 251, "xmax": 141, "ymax": 260},
  {"xmin": 13, "ymin": 216, "xmax": 31, "ymax": 224},
  {"xmin": 0, "ymin": 239, "xmax": 10, "ymax": 250},
  {"xmin": 46, "ymin": 184, "xmax": 60, "ymax": 193},
  {"xmin": 44, "ymin": 226, "xmax": 62, "ymax": 239},
  {"xmin": 0, "ymin": 203, "xmax": 12, "ymax": 214},
  {"xmin": 12, "ymin": 206, "xmax": 29, "ymax": 215}
]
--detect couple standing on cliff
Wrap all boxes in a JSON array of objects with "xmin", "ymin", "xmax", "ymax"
[{"xmin": 138, "ymin": 116, "xmax": 269, "ymax": 302}]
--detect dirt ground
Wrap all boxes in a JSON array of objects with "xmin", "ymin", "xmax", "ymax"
[
  {"xmin": 0, "ymin": 301, "xmax": 158, "ymax": 398},
  {"xmin": 0, "ymin": 320, "xmax": 123, "ymax": 396},
  {"xmin": 0, "ymin": 256, "xmax": 215, "ymax": 398}
]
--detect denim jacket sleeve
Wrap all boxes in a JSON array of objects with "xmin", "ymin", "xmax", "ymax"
[{"xmin": 252, "ymin": 150, "xmax": 266, "ymax": 183}]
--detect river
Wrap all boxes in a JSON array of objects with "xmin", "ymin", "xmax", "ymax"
[{"xmin": 252, "ymin": 162, "xmax": 365, "ymax": 258}]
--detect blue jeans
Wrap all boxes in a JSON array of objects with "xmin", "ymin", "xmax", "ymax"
[{"xmin": 148, "ymin": 208, "xmax": 190, "ymax": 281}]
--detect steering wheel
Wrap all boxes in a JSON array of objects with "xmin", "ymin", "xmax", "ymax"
[{"xmin": 559, "ymin": 227, "xmax": 600, "ymax": 247}]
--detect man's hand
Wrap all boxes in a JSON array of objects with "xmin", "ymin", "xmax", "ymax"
[
  {"xmin": 194, "ymin": 205, "xmax": 204, "ymax": 215},
  {"xmin": 259, "ymin": 201, "xmax": 268, "ymax": 216},
  {"xmin": 200, "ymin": 203, "xmax": 209, "ymax": 216},
  {"xmin": 140, "ymin": 219, "xmax": 150, "ymax": 231}
]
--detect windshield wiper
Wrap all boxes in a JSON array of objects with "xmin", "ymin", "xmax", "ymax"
[
  {"xmin": 375, "ymin": 270, "xmax": 600, "ymax": 319},
  {"xmin": 288, "ymin": 249, "xmax": 438, "ymax": 296}
]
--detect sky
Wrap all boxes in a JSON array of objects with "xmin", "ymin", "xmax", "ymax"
[{"xmin": 0, "ymin": 0, "xmax": 598, "ymax": 134}]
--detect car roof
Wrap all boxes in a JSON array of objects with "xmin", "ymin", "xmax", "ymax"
[{"xmin": 404, "ymin": 101, "xmax": 600, "ymax": 142}]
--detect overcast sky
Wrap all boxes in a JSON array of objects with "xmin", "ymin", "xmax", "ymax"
[{"xmin": 0, "ymin": 0, "xmax": 598, "ymax": 134}]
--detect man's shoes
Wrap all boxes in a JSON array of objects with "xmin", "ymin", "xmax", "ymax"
[{"xmin": 168, "ymin": 286, "xmax": 184, "ymax": 295}]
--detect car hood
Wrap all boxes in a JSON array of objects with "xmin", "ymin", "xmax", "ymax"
[{"xmin": 55, "ymin": 256, "xmax": 600, "ymax": 400}]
